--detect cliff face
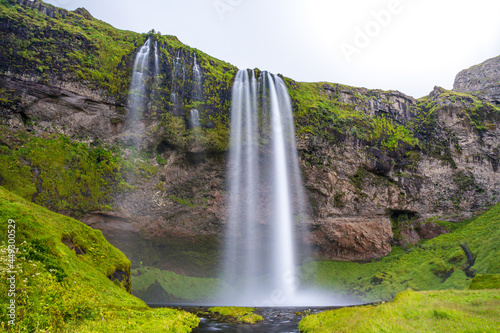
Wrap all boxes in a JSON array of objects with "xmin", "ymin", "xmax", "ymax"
[
  {"xmin": 297, "ymin": 84, "xmax": 500, "ymax": 260},
  {"xmin": 1, "ymin": 0, "xmax": 500, "ymax": 276},
  {"xmin": 453, "ymin": 55, "xmax": 500, "ymax": 105}
]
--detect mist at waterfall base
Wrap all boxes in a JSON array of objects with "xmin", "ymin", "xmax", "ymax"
[{"xmin": 218, "ymin": 69, "xmax": 355, "ymax": 307}]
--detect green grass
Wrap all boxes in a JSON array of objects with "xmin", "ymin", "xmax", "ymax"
[
  {"xmin": 301, "ymin": 202, "xmax": 500, "ymax": 302},
  {"xmin": 132, "ymin": 266, "xmax": 232, "ymax": 302},
  {"xmin": 208, "ymin": 307, "xmax": 263, "ymax": 324},
  {"xmin": 299, "ymin": 289, "xmax": 500, "ymax": 333},
  {"xmin": 70, "ymin": 307, "xmax": 199, "ymax": 333},
  {"xmin": 0, "ymin": 187, "xmax": 199, "ymax": 332},
  {"xmin": 469, "ymin": 274, "xmax": 500, "ymax": 290}
]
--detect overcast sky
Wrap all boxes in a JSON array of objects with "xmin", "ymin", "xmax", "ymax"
[{"xmin": 45, "ymin": 0, "xmax": 500, "ymax": 98}]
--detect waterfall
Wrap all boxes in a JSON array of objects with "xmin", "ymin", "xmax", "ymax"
[
  {"xmin": 190, "ymin": 109, "xmax": 200, "ymax": 128},
  {"xmin": 192, "ymin": 53, "xmax": 203, "ymax": 101},
  {"xmin": 154, "ymin": 41, "xmax": 160, "ymax": 79},
  {"xmin": 127, "ymin": 38, "xmax": 151, "ymax": 125},
  {"xmin": 170, "ymin": 50, "xmax": 185, "ymax": 114},
  {"xmin": 221, "ymin": 69, "xmax": 311, "ymax": 306},
  {"xmin": 190, "ymin": 54, "xmax": 202, "ymax": 130}
]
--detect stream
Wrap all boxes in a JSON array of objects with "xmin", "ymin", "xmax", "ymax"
[{"xmin": 178, "ymin": 306, "xmax": 341, "ymax": 333}]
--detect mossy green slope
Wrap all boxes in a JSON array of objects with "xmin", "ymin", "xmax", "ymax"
[
  {"xmin": 0, "ymin": 187, "xmax": 198, "ymax": 332},
  {"xmin": 302, "ymin": 203, "xmax": 500, "ymax": 302},
  {"xmin": 299, "ymin": 289, "xmax": 500, "ymax": 333},
  {"xmin": 469, "ymin": 274, "xmax": 500, "ymax": 290},
  {"xmin": 132, "ymin": 266, "xmax": 231, "ymax": 302}
]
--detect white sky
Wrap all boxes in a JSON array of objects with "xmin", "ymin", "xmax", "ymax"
[{"xmin": 44, "ymin": 0, "xmax": 500, "ymax": 98}]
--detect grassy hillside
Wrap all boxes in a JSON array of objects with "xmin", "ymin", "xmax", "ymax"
[
  {"xmin": 301, "ymin": 203, "xmax": 500, "ymax": 302},
  {"xmin": 299, "ymin": 289, "xmax": 500, "ymax": 333},
  {"xmin": 0, "ymin": 187, "xmax": 198, "ymax": 332}
]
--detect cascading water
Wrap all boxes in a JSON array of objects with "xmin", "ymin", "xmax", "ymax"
[
  {"xmin": 190, "ymin": 109, "xmax": 200, "ymax": 129},
  {"xmin": 190, "ymin": 54, "xmax": 202, "ymax": 130},
  {"xmin": 192, "ymin": 53, "xmax": 202, "ymax": 101},
  {"xmin": 170, "ymin": 50, "xmax": 185, "ymax": 114},
  {"xmin": 127, "ymin": 38, "xmax": 151, "ymax": 125},
  {"xmin": 154, "ymin": 41, "xmax": 160, "ymax": 79},
  {"xmin": 221, "ymin": 69, "xmax": 312, "ymax": 306}
]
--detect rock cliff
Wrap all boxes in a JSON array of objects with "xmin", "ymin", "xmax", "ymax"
[
  {"xmin": 453, "ymin": 55, "xmax": 500, "ymax": 105},
  {"xmin": 1, "ymin": 0, "xmax": 499, "ymax": 279}
]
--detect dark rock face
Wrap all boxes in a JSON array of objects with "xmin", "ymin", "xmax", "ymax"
[
  {"xmin": 453, "ymin": 55, "xmax": 500, "ymax": 105},
  {"xmin": 108, "ymin": 269, "xmax": 132, "ymax": 293},
  {"xmin": 0, "ymin": 75, "xmax": 125, "ymax": 144}
]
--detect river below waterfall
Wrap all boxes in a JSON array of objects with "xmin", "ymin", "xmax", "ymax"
[{"xmin": 175, "ymin": 306, "xmax": 342, "ymax": 332}]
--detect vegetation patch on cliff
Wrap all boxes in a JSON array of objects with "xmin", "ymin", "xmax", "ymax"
[
  {"xmin": 285, "ymin": 80, "xmax": 419, "ymax": 151},
  {"xmin": 0, "ymin": 127, "xmax": 151, "ymax": 215}
]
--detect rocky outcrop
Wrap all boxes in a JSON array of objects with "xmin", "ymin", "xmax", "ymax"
[
  {"xmin": 322, "ymin": 84, "xmax": 418, "ymax": 125},
  {"xmin": 453, "ymin": 55, "xmax": 500, "ymax": 105},
  {"xmin": 8, "ymin": 0, "xmax": 69, "ymax": 19},
  {"xmin": 0, "ymin": 75, "xmax": 125, "ymax": 144},
  {"xmin": 417, "ymin": 221, "xmax": 449, "ymax": 240},
  {"xmin": 312, "ymin": 217, "xmax": 393, "ymax": 261}
]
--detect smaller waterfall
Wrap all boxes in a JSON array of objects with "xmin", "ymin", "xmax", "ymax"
[
  {"xmin": 192, "ymin": 53, "xmax": 203, "ymax": 101},
  {"xmin": 170, "ymin": 50, "xmax": 185, "ymax": 114},
  {"xmin": 154, "ymin": 41, "xmax": 160, "ymax": 79},
  {"xmin": 128, "ymin": 38, "xmax": 151, "ymax": 124},
  {"xmin": 170, "ymin": 92, "xmax": 180, "ymax": 113},
  {"xmin": 190, "ymin": 109, "xmax": 200, "ymax": 128}
]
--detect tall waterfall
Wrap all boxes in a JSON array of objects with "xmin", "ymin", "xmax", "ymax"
[
  {"xmin": 127, "ymin": 38, "xmax": 151, "ymax": 125},
  {"xmin": 222, "ymin": 69, "xmax": 310, "ymax": 306}
]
